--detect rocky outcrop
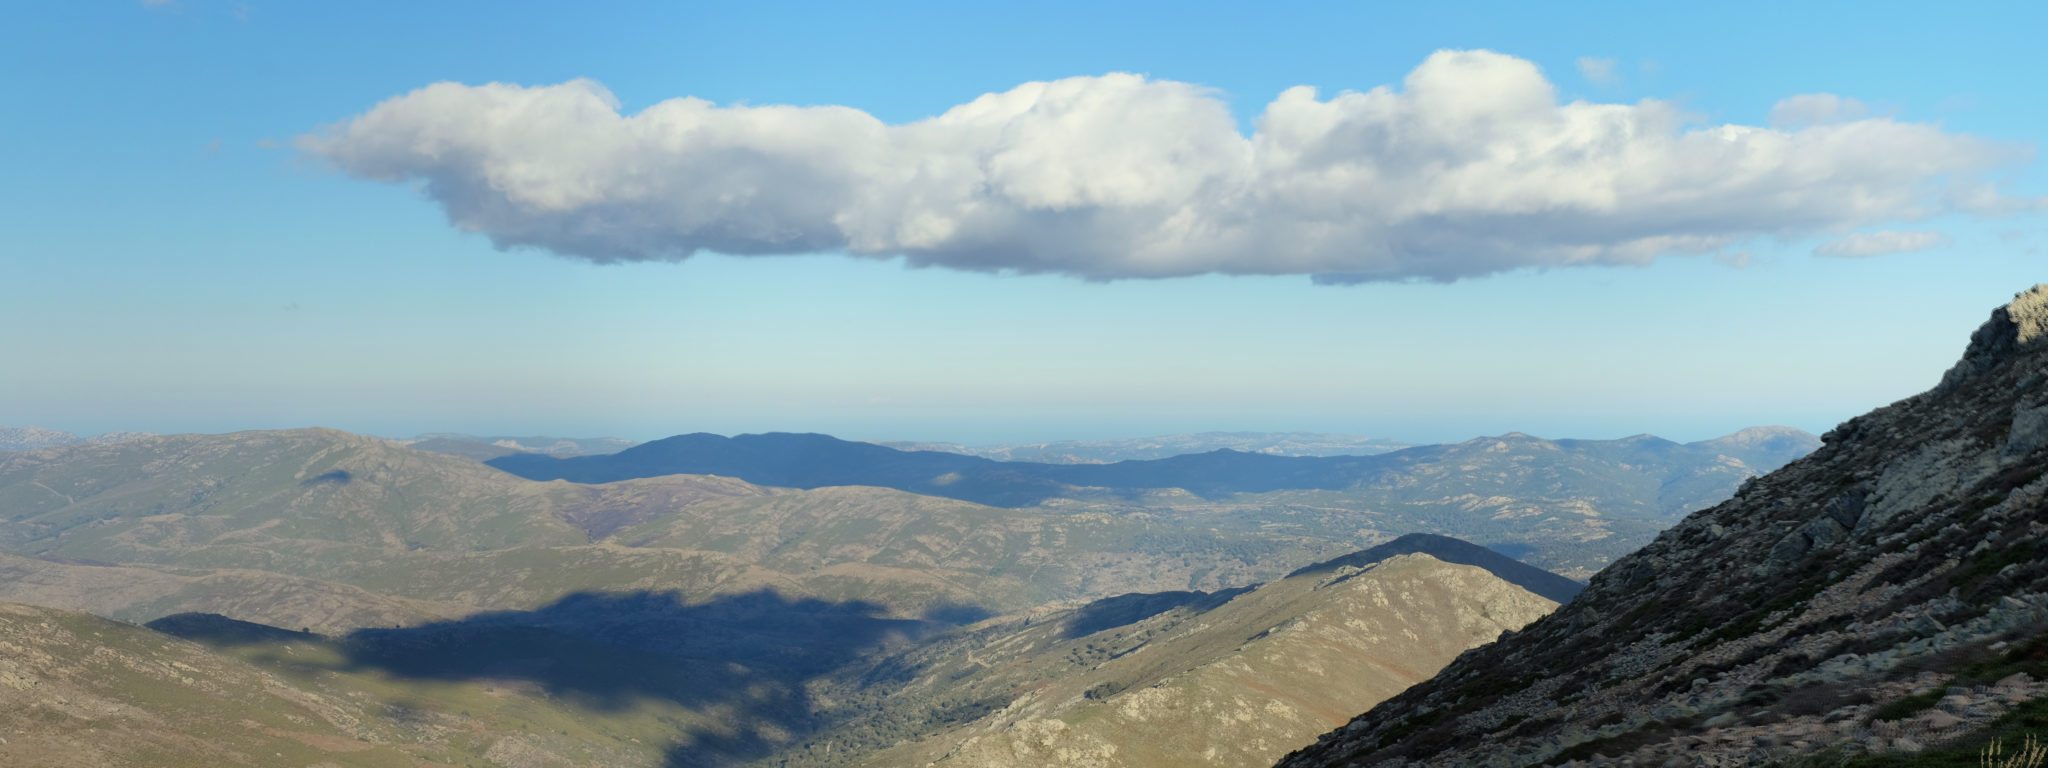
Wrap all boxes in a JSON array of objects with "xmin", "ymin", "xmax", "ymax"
[{"xmin": 1278, "ymin": 285, "xmax": 2048, "ymax": 768}]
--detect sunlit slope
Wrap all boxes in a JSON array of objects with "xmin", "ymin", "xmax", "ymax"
[
  {"xmin": 771, "ymin": 542, "xmax": 1559, "ymax": 768},
  {"xmin": 615, "ymin": 484, "xmax": 1332, "ymax": 608},
  {"xmin": 0, "ymin": 601, "xmax": 424, "ymax": 768}
]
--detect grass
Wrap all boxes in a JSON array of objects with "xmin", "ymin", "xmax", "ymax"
[{"xmin": 1779, "ymin": 700, "xmax": 2048, "ymax": 768}]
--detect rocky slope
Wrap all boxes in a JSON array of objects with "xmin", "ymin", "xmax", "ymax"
[
  {"xmin": 773, "ymin": 538, "xmax": 1559, "ymax": 768},
  {"xmin": 1279, "ymin": 285, "xmax": 2048, "ymax": 767}
]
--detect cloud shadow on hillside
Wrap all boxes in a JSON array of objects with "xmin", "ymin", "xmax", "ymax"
[{"xmin": 161, "ymin": 588, "xmax": 982, "ymax": 767}]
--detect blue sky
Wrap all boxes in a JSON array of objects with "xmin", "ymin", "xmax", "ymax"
[{"xmin": 4, "ymin": 1, "xmax": 2043, "ymax": 445}]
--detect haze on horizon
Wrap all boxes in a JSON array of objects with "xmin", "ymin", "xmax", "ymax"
[{"xmin": 4, "ymin": 1, "xmax": 2045, "ymax": 446}]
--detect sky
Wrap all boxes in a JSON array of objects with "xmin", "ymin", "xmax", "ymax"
[{"xmin": 4, "ymin": 1, "xmax": 2045, "ymax": 446}]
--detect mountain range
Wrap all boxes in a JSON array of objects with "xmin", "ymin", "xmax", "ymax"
[
  {"xmin": 486, "ymin": 425, "xmax": 1817, "ymax": 579},
  {"xmin": 488, "ymin": 428, "xmax": 1818, "ymax": 510},
  {"xmin": 404, "ymin": 432, "xmax": 642, "ymax": 460},
  {"xmin": 877, "ymin": 431, "xmax": 1414, "ymax": 463}
]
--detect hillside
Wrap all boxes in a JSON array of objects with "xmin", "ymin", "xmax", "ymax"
[
  {"xmin": 768, "ymin": 538, "xmax": 1559, "ymax": 768},
  {"xmin": 493, "ymin": 426, "xmax": 1819, "ymax": 578},
  {"xmin": 0, "ymin": 600, "xmax": 424, "ymax": 768},
  {"xmin": 1279, "ymin": 286, "xmax": 2048, "ymax": 766}
]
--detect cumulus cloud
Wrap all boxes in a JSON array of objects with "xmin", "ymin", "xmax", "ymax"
[
  {"xmin": 1576, "ymin": 57, "xmax": 1620, "ymax": 86},
  {"xmin": 300, "ymin": 50, "xmax": 2035, "ymax": 283},
  {"xmin": 1768, "ymin": 94, "xmax": 1870, "ymax": 128},
  {"xmin": 1813, "ymin": 230, "xmax": 1953, "ymax": 257}
]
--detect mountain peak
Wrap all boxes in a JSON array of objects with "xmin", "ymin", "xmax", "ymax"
[{"xmin": 1939, "ymin": 283, "xmax": 2048, "ymax": 391}]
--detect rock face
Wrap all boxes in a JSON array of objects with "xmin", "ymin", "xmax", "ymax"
[{"xmin": 1278, "ymin": 285, "xmax": 2048, "ymax": 767}]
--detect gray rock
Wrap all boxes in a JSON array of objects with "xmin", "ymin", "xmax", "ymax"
[
  {"xmin": 1909, "ymin": 613, "xmax": 1947, "ymax": 636},
  {"xmin": 1915, "ymin": 710, "xmax": 1961, "ymax": 730}
]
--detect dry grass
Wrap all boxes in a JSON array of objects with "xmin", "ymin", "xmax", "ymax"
[{"xmin": 1983, "ymin": 734, "xmax": 2047, "ymax": 768}]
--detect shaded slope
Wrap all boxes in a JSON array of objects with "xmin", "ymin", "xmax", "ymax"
[
  {"xmin": 1286, "ymin": 532, "xmax": 1584, "ymax": 604},
  {"xmin": 146, "ymin": 590, "xmax": 967, "ymax": 767},
  {"xmin": 1279, "ymin": 285, "xmax": 2048, "ymax": 767},
  {"xmin": 2, "ymin": 595, "xmax": 858, "ymax": 768}
]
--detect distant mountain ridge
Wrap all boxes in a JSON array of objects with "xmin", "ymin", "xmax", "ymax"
[
  {"xmin": 406, "ymin": 432, "xmax": 640, "ymax": 458},
  {"xmin": 878, "ymin": 431, "xmax": 1413, "ymax": 463},
  {"xmin": 488, "ymin": 427, "xmax": 1820, "ymax": 510},
  {"xmin": 0, "ymin": 425, "xmax": 153, "ymax": 452}
]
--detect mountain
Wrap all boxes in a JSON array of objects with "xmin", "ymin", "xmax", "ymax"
[
  {"xmin": 879, "ymin": 431, "xmax": 1414, "ymax": 463},
  {"xmin": 407, "ymin": 432, "xmax": 641, "ymax": 458},
  {"xmin": 403, "ymin": 435, "xmax": 528, "ymax": 460},
  {"xmin": 492, "ymin": 430, "xmax": 1815, "ymax": 510},
  {"xmin": 0, "ymin": 426, "xmax": 78, "ymax": 452},
  {"xmin": 0, "ymin": 426, "xmax": 153, "ymax": 452},
  {"xmin": 1279, "ymin": 285, "xmax": 2048, "ymax": 766},
  {"xmin": 771, "ymin": 538, "xmax": 1560, "ymax": 768},
  {"xmin": 1688, "ymin": 425, "xmax": 1825, "ymax": 470}
]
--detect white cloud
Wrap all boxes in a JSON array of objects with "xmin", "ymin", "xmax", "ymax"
[
  {"xmin": 1768, "ymin": 93, "xmax": 1869, "ymax": 128},
  {"xmin": 1576, "ymin": 57, "xmax": 1620, "ymax": 86},
  {"xmin": 1813, "ymin": 230, "xmax": 1952, "ymax": 258},
  {"xmin": 300, "ymin": 49, "xmax": 2035, "ymax": 283},
  {"xmin": 1714, "ymin": 250, "xmax": 1754, "ymax": 269}
]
